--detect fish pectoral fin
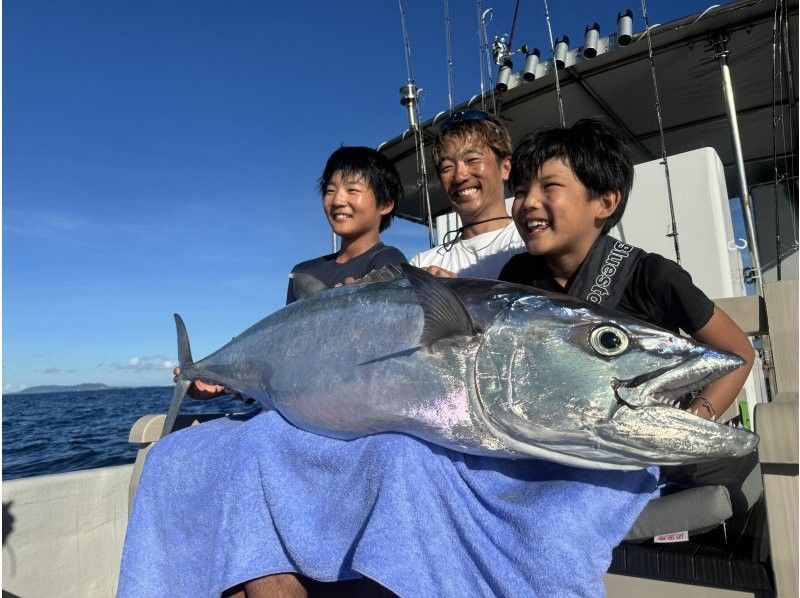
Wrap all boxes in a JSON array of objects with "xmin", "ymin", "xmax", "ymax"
[
  {"xmin": 289, "ymin": 272, "xmax": 328, "ymax": 300},
  {"xmin": 357, "ymin": 264, "xmax": 405, "ymax": 284},
  {"xmin": 401, "ymin": 263, "xmax": 479, "ymax": 347}
]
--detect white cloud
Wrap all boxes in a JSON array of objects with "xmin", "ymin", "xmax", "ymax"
[{"xmin": 116, "ymin": 355, "xmax": 177, "ymax": 371}]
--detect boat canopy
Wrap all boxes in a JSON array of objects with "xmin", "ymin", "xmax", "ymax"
[{"xmin": 379, "ymin": 0, "xmax": 798, "ymax": 226}]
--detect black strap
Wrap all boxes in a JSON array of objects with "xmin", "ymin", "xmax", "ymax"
[
  {"xmin": 441, "ymin": 216, "xmax": 512, "ymax": 251},
  {"xmin": 567, "ymin": 235, "xmax": 644, "ymax": 309}
]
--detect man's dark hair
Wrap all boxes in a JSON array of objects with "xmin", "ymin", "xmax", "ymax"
[
  {"xmin": 509, "ymin": 118, "xmax": 634, "ymax": 233},
  {"xmin": 317, "ymin": 146, "xmax": 403, "ymax": 232},
  {"xmin": 432, "ymin": 117, "xmax": 513, "ymax": 171}
]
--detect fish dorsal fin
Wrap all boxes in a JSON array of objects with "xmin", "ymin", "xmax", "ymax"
[
  {"xmin": 290, "ymin": 272, "xmax": 328, "ymax": 300},
  {"xmin": 401, "ymin": 263, "xmax": 479, "ymax": 347},
  {"xmin": 357, "ymin": 264, "xmax": 405, "ymax": 284}
]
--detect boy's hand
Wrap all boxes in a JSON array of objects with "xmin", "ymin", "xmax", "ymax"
[
  {"xmin": 334, "ymin": 277, "xmax": 358, "ymax": 287},
  {"xmin": 173, "ymin": 367, "xmax": 227, "ymax": 400},
  {"xmin": 689, "ymin": 306, "xmax": 755, "ymax": 420},
  {"xmin": 422, "ymin": 265, "xmax": 457, "ymax": 278}
]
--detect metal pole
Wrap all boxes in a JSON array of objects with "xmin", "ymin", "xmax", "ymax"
[{"xmin": 714, "ymin": 36, "xmax": 765, "ymax": 297}]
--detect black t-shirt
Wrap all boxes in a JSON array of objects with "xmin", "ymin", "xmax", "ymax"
[
  {"xmin": 498, "ymin": 251, "xmax": 715, "ymax": 335},
  {"xmin": 286, "ymin": 242, "xmax": 408, "ymax": 304}
]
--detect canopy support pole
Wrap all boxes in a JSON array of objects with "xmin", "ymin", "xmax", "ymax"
[{"xmin": 713, "ymin": 34, "xmax": 764, "ymax": 297}]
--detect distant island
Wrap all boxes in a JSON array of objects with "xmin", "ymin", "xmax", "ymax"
[{"xmin": 8, "ymin": 383, "xmax": 118, "ymax": 395}]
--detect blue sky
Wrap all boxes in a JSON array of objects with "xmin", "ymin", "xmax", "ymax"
[{"xmin": 3, "ymin": 0, "xmax": 728, "ymax": 391}]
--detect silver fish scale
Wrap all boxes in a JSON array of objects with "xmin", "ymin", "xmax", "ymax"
[{"xmin": 184, "ymin": 276, "xmax": 758, "ymax": 470}]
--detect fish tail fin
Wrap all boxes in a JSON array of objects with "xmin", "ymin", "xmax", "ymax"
[
  {"xmin": 174, "ymin": 313, "xmax": 194, "ymax": 370},
  {"xmin": 161, "ymin": 379, "xmax": 190, "ymax": 439},
  {"xmin": 160, "ymin": 313, "xmax": 194, "ymax": 439}
]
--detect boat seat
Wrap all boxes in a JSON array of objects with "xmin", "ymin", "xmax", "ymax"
[{"xmin": 623, "ymin": 451, "xmax": 763, "ymax": 541}]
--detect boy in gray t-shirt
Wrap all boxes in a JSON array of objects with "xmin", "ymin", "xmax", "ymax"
[
  {"xmin": 286, "ymin": 146, "xmax": 406, "ymax": 304},
  {"xmin": 185, "ymin": 146, "xmax": 407, "ymax": 398}
]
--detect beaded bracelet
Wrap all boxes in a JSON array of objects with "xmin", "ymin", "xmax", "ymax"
[{"xmin": 694, "ymin": 395, "xmax": 717, "ymax": 421}]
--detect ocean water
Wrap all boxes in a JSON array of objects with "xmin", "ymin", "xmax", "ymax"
[{"xmin": 2, "ymin": 386, "xmax": 247, "ymax": 480}]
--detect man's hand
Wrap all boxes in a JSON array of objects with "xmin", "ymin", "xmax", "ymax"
[
  {"xmin": 421, "ymin": 265, "xmax": 457, "ymax": 278},
  {"xmin": 173, "ymin": 367, "xmax": 227, "ymax": 400}
]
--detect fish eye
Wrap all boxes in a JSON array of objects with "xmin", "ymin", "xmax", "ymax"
[{"xmin": 589, "ymin": 325, "xmax": 629, "ymax": 356}]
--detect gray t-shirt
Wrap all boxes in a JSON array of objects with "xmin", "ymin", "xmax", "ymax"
[{"xmin": 286, "ymin": 242, "xmax": 407, "ymax": 304}]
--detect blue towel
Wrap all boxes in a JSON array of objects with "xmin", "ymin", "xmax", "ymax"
[{"xmin": 119, "ymin": 410, "xmax": 659, "ymax": 597}]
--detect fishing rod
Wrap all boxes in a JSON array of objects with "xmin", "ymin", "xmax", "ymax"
[
  {"xmin": 771, "ymin": 0, "xmax": 783, "ymax": 279},
  {"xmin": 771, "ymin": 0, "xmax": 799, "ymax": 280},
  {"xmin": 397, "ymin": 0, "xmax": 436, "ymax": 248},
  {"xmin": 477, "ymin": 2, "xmax": 495, "ymax": 112},
  {"xmin": 542, "ymin": 0, "xmax": 566, "ymax": 126},
  {"xmin": 480, "ymin": 7, "xmax": 497, "ymax": 113},
  {"xmin": 507, "ymin": 0, "xmax": 522, "ymax": 55},
  {"xmin": 494, "ymin": 0, "xmax": 523, "ymax": 114},
  {"xmin": 444, "ymin": 0, "xmax": 455, "ymax": 114},
  {"xmin": 640, "ymin": 0, "xmax": 681, "ymax": 265},
  {"xmin": 778, "ymin": 0, "xmax": 798, "ymax": 260}
]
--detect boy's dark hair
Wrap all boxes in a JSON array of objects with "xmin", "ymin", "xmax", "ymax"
[
  {"xmin": 317, "ymin": 146, "xmax": 403, "ymax": 232},
  {"xmin": 431, "ymin": 114, "xmax": 513, "ymax": 171},
  {"xmin": 510, "ymin": 118, "xmax": 634, "ymax": 233}
]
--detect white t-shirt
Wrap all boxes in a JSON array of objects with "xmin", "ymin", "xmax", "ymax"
[{"xmin": 410, "ymin": 222, "xmax": 525, "ymax": 279}]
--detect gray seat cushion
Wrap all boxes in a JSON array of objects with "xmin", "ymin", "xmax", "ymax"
[
  {"xmin": 625, "ymin": 485, "xmax": 732, "ymax": 541},
  {"xmin": 624, "ymin": 452, "xmax": 763, "ymax": 541}
]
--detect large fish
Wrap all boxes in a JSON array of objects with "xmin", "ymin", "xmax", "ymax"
[{"xmin": 167, "ymin": 265, "xmax": 757, "ymax": 470}]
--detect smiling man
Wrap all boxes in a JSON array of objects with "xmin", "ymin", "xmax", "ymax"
[{"xmin": 410, "ymin": 110, "xmax": 525, "ymax": 278}]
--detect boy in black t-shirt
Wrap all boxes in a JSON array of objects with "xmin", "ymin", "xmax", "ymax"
[
  {"xmin": 285, "ymin": 145, "xmax": 407, "ymax": 304},
  {"xmin": 499, "ymin": 118, "xmax": 754, "ymax": 421}
]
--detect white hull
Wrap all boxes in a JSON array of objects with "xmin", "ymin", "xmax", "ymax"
[{"xmin": 3, "ymin": 465, "xmax": 132, "ymax": 598}]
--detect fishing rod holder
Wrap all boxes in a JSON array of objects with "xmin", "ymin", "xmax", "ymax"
[
  {"xmin": 707, "ymin": 31, "xmax": 733, "ymax": 59},
  {"xmin": 583, "ymin": 23, "xmax": 601, "ymax": 59},
  {"xmin": 523, "ymin": 47, "xmax": 540, "ymax": 82},
  {"xmin": 617, "ymin": 10, "xmax": 633, "ymax": 46},
  {"xmin": 496, "ymin": 58, "xmax": 514, "ymax": 92},
  {"xmin": 399, "ymin": 83, "xmax": 422, "ymax": 131},
  {"xmin": 554, "ymin": 36, "xmax": 570, "ymax": 69}
]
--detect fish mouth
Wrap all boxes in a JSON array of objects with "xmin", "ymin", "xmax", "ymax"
[
  {"xmin": 597, "ymin": 350, "xmax": 756, "ymax": 465},
  {"xmin": 595, "ymin": 400, "xmax": 760, "ymax": 465},
  {"xmin": 609, "ymin": 350, "xmax": 745, "ymax": 420}
]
